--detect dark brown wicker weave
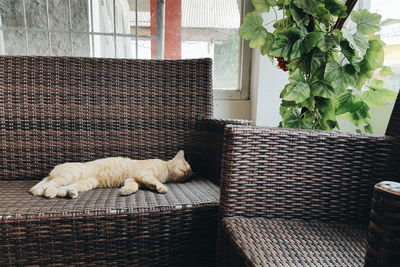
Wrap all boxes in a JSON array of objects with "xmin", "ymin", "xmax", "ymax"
[
  {"xmin": 218, "ymin": 118, "xmax": 400, "ymax": 266},
  {"xmin": 0, "ymin": 56, "xmax": 251, "ymax": 266}
]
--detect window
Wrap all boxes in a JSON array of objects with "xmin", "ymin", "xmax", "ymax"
[
  {"xmin": 367, "ymin": 0, "xmax": 400, "ymax": 90},
  {"xmin": 0, "ymin": 0, "xmax": 250, "ymax": 100}
]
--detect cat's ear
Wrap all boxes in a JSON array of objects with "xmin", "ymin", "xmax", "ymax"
[{"xmin": 174, "ymin": 150, "xmax": 185, "ymax": 160}]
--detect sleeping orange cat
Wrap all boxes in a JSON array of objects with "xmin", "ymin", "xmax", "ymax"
[{"xmin": 29, "ymin": 150, "xmax": 192, "ymax": 198}]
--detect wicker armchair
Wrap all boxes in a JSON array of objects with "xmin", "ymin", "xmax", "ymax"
[
  {"xmin": 0, "ymin": 56, "xmax": 251, "ymax": 266},
  {"xmin": 218, "ymin": 107, "xmax": 400, "ymax": 266}
]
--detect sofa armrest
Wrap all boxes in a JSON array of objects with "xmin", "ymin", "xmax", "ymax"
[
  {"xmin": 194, "ymin": 119, "xmax": 252, "ymax": 183},
  {"xmin": 220, "ymin": 125, "xmax": 400, "ymax": 224},
  {"xmin": 365, "ymin": 181, "xmax": 400, "ymax": 266}
]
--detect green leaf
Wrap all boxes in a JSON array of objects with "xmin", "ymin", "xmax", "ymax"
[
  {"xmin": 317, "ymin": 33, "xmax": 339, "ymax": 52},
  {"xmin": 290, "ymin": 5, "xmax": 310, "ymax": 27},
  {"xmin": 283, "ymin": 82, "xmax": 311, "ymax": 103},
  {"xmin": 311, "ymin": 82, "xmax": 336, "ymax": 98},
  {"xmin": 342, "ymin": 29, "xmax": 369, "ymax": 58},
  {"xmin": 336, "ymin": 91, "xmax": 363, "ymax": 115},
  {"xmin": 340, "ymin": 40, "xmax": 355, "ymax": 62},
  {"xmin": 315, "ymin": 6, "xmax": 332, "ymax": 26},
  {"xmin": 303, "ymin": 97, "xmax": 316, "ymax": 111},
  {"xmin": 282, "ymin": 109, "xmax": 313, "ymax": 129},
  {"xmin": 252, "ymin": 0, "xmax": 274, "ymax": 12},
  {"xmin": 273, "ymin": 18, "xmax": 294, "ymax": 30},
  {"xmin": 352, "ymin": 32, "xmax": 369, "ymax": 58},
  {"xmin": 261, "ymin": 32, "xmax": 275, "ymax": 55},
  {"xmin": 290, "ymin": 38, "xmax": 303, "ymax": 59},
  {"xmin": 269, "ymin": 28, "xmax": 301, "ymax": 58},
  {"xmin": 380, "ymin": 66, "xmax": 393, "ymax": 76},
  {"xmin": 316, "ymin": 97, "xmax": 337, "ymax": 122},
  {"xmin": 324, "ymin": 0, "xmax": 347, "ymax": 18},
  {"xmin": 363, "ymin": 39, "xmax": 384, "ymax": 70},
  {"xmin": 343, "ymin": 102, "xmax": 371, "ymax": 126},
  {"xmin": 239, "ymin": 12, "xmax": 268, "ymax": 48},
  {"xmin": 364, "ymin": 123, "xmax": 373, "ymax": 133},
  {"xmin": 324, "ymin": 61, "xmax": 357, "ymax": 91},
  {"xmin": 351, "ymin": 9, "xmax": 381, "ymax": 35},
  {"xmin": 301, "ymin": 32, "xmax": 324, "ymax": 54},
  {"xmin": 362, "ymin": 85, "xmax": 397, "ymax": 107},
  {"xmin": 293, "ymin": 0, "xmax": 317, "ymax": 16}
]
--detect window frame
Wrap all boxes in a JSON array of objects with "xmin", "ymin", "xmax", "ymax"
[{"xmin": 0, "ymin": 0, "xmax": 251, "ymax": 100}]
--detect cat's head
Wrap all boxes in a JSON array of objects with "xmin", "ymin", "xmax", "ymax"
[{"xmin": 167, "ymin": 150, "xmax": 192, "ymax": 182}]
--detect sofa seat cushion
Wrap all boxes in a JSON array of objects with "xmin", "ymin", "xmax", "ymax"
[
  {"xmin": 221, "ymin": 217, "xmax": 367, "ymax": 267},
  {"xmin": 0, "ymin": 178, "xmax": 219, "ymax": 218},
  {"xmin": 0, "ymin": 178, "xmax": 219, "ymax": 266}
]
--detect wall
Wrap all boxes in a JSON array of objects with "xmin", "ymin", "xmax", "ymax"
[{"xmin": 214, "ymin": 99, "xmax": 251, "ymax": 120}]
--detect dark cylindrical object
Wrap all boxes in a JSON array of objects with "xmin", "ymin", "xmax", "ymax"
[{"xmin": 365, "ymin": 181, "xmax": 400, "ymax": 267}]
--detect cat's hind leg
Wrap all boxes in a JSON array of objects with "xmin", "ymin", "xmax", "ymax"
[
  {"xmin": 29, "ymin": 177, "xmax": 49, "ymax": 196},
  {"xmin": 60, "ymin": 177, "xmax": 99, "ymax": 199},
  {"xmin": 119, "ymin": 178, "xmax": 139, "ymax": 196}
]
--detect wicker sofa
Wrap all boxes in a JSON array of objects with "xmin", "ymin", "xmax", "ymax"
[
  {"xmin": 218, "ymin": 106, "xmax": 400, "ymax": 266},
  {"xmin": 0, "ymin": 56, "xmax": 250, "ymax": 266}
]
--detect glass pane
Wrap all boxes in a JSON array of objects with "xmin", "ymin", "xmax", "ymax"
[
  {"xmin": 0, "ymin": 0, "xmax": 25, "ymax": 27},
  {"xmin": 114, "ymin": 0, "xmax": 134, "ymax": 34},
  {"xmin": 92, "ymin": 0, "xmax": 114, "ymax": 33},
  {"xmin": 70, "ymin": 0, "xmax": 90, "ymax": 32},
  {"xmin": 51, "ymin": 32, "xmax": 71, "ymax": 56},
  {"xmin": 181, "ymin": 0, "xmax": 242, "ymax": 90},
  {"xmin": 131, "ymin": 39, "xmax": 151, "ymax": 59},
  {"xmin": 28, "ymin": 31, "xmax": 50, "ymax": 55},
  {"xmin": 116, "ymin": 36, "xmax": 133, "ymax": 58},
  {"xmin": 1, "ymin": 30, "xmax": 27, "ymax": 55},
  {"xmin": 93, "ymin": 34, "xmax": 115, "ymax": 58},
  {"xmin": 72, "ymin": 33, "xmax": 90, "ymax": 57},
  {"xmin": 25, "ymin": 0, "xmax": 47, "ymax": 29},
  {"xmin": 48, "ymin": 0, "xmax": 69, "ymax": 30}
]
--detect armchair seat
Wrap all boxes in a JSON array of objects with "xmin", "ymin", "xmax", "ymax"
[
  {"xmin": 220, "ymin": 217, "xmax": 367, "ymax": 267},
  {"xmin": 0, "ymin": 178, "xmax": 219, "ymax": 266},
  {"xmin": 0, "ymin": 178, "xmax": 219, "ymax": 217}
]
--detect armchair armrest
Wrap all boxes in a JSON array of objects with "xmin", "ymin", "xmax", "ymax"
[
  {"xmin": 194, "ymin": 119, "xmax": 252, "ymax": 183},
  {"xmin": 365, "ymin": 181, "xmax": 400, "ymax": 266},
  {"xmin": 220, "ymin": 125, "xmax": 400, "ymax": 224}
]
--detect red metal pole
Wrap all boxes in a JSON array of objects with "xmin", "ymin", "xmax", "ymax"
[
  {"xmin": 165, "ymin": 0, "xmax": 182, "ymax": 59},
  {"xmin": 150, "ymin": 0, "xmax": 157, "ymax": 59}
]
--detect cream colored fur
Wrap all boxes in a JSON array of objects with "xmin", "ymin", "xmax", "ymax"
[{"xmin": 30, "ymin": 150, "xmax": 192, "ymax": 199}]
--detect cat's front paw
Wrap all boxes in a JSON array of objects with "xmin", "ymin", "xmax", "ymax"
[
  {"xmin": 66, "ymin": 188, "xmax": 79, "ymax": 199},
  {"xmin": 156, "ymin": 184, "xmax": 168, "ymax": 194},
  {"xmin": 44, "ymin": 186, "xmax": 58, "ymax": 198},
  {"xmin": 119, "ymin": 186, "xmax": 138, "ymax": 196}
]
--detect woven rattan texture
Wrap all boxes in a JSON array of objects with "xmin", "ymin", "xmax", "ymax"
[
  {"xmin": 0, "ymin": 179, "xmax": 219, "ymax": 266},
  {"xmin": 195, "ymin": 119, "xmax": 252, "ymax": 183},
  {"xmin": 365, "ymin": 181, "xmax": 400, "ymax": 266},
  {"xmin": 220, "ymin": 126, "xmax": 400, "ymax": 224},
  {"xmin": 0, "ymin": 56, "xmax": 212, "ymax": 181},
  {"xmin": 220, "ymin": 217, "xmax": 367, "ymax": 267},
  {"xmin": 1, "ymin": 207, "xmax": 217, "ymax": 266},
  {"xmin": 0, "ymin": 178, "xmax": 219, "ymax": 218}
]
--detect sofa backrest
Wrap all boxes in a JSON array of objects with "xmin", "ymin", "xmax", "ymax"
[{"xmin": 0, "ymin": 57, "xmax": 212, "ymax": 180}]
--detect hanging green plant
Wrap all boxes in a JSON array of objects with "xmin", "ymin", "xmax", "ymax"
[{"xmin": 240, "ymin": 0, "xmax": 396, "ymax": 133}]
